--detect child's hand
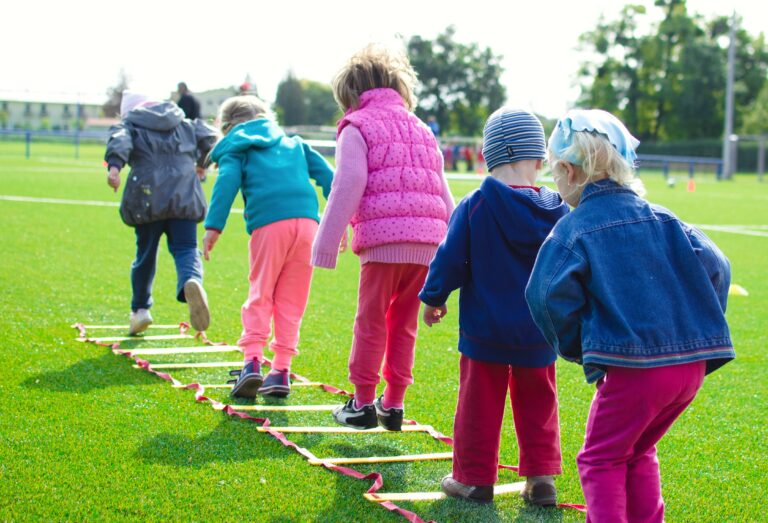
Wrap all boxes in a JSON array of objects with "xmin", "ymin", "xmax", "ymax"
[
  {"xmin": 202, "ymin": 230, "xmax": 220, "ymax": 261},
  {"xmin": 339, "ymin": 228, "xmax": 348, "ymax": 253},
  {"xmin": 423, "ymin": 304, "xmax": 447, "ymax": 327},
  {"xmin": 196, "ymin": 166, "xmax": 206, "ymax": 180},
  {"xmin": 107, "ymin": 166, "xmax": 121, "ymax": 192}
]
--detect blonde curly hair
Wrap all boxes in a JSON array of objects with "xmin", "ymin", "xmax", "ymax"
[
  {"xmin": 332, "ymin": 43, "xmax": 418, "ymax": 112},
  {"xmin": 217, "ymin": 95, "xmax": 274, "ymax": 135}
]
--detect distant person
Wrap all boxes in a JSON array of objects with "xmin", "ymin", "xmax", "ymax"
[
  {"xmin": 202, "ymin": 95, "xmax": 333, "ymax": 399},
  {"xmin": 312, "ymin": 44, "xmax": 454, "ymax": 431},
  {"xmin": 420, "ymin": 108, "xmax": 569, "ymax": 505},
  {"xmin": 526, "ymin": 109, "xmax": 735, "ymax": 522},
  {"xmin": 451, "ymin": 144, "xmax": 460, "ymax": 171},
  {"xmin": 176, "ymin": 82, "xmax": 201, "ymax": 120},
  {"xmin": 427, "ymin": 115, "xmax": 441, "ymax": 137},
  {"xmin": 105, "ymin": 90, "xmax": 218, "ymax": 335},
  {"xmin": 463, "ymin": 145, "xmax": 474, "ymax": 172}
]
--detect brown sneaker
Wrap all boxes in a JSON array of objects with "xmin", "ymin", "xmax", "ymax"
[
  {"xmin": 520, "ymin": 476, "xmax": 557, "ymax": 506},
  {"xmin": 183, "ymin": 279, "xmax": 210, "ymax": 332},
  {"xmin": 440, "ymin": 475, "xmax": 494, "ymax": 504}
]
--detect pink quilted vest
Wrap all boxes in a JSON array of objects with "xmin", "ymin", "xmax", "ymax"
[{"xmin": 337, "ymin": 88, "xmax": 449, "ymax": 253}]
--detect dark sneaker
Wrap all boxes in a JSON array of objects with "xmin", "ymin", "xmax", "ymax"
[
  {"xmin": 183, "ymin": 279, "xmax": 210, "ymax": 332},
  {"xmin": 228, "ymin": 359, "xmax": 263, "ymax": 398},
  {"xmin": 440, "ymin": 475, "xmax": 494, "ymax": 504},
  {"xmin": 374, "ymin": 395, "xmax": 403, "ymax": 431},
  {"xmin": 332, "ymin": 398, "xmax": 377, "ymax": 429},
  {"xmin": 520, "ymin": 476, "xmax": 557, "ymax": 506},
  {"xmin": 260, "ymin": 369, "xmax": 291, "ymax": 398}
]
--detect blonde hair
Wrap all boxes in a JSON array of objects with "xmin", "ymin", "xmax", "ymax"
[
  {"xmin": 332, "ymin": 44, "xmax": 418, "ymax": 112},
  {"xmin": 217, "ymin": 95, "xmax": 274, "ymax": 135},
  {"xmin": 548, "ymin": 131, "xmax": 646, "ymax": 197}
]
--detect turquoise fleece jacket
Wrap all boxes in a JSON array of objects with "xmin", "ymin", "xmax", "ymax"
[{"xmin": 205, "ymin": 118, "xmax": 334, "ymax": 234}]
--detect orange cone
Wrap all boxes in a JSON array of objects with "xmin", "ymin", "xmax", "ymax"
[{"xmin": 687, "ymin": 178, "xmax": 696, "ymax": 192}]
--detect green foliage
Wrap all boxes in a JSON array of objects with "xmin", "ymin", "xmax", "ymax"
[
  {"xmin": 274, "ymin": 74, "xmax": 339, "ymax": 126},
  {"xmin": 406, "ymin": 26, "xmax": 506, "ymax": 136},
  {"xmin": 274, "ymin": 71, "xmax": 306, "ymax": 126},
  {"xmin": 741, "ymin": 79, "xmax": 768, "ymax": 135},
  {"xmin": 578, "ymin": 1, "xmax": 768, "ymax": 141}
]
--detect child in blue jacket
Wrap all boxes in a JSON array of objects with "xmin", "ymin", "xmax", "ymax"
[
  {"xmin": 525, "ymin": 109, "xmax": 734, "ymax": 522},
  {"xmin": 420, "ymin": 108, "xmax": 569, "ymax": 505}
]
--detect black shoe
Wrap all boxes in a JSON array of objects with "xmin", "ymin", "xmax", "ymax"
[
  {"xmin": 440, "ymin": 475, "xmax": 494, "ymax": 504},
  {"xmin": 260, "ymin": 369, "xmax": 291, "ymax": 398},
  {"xmin": 332, "ymin": 397, "xmax": 377, "ymax": 429},
  {"xmin": 228, "ymin": 359, "xmax": 263, "ymax": 398},
  {"xmin": 374, "ymin": 395, "xmax": 403, "ymax": 431},
  {"xmin": 520, "ymin": 476, "xmax": 557, "ymax": 506}
]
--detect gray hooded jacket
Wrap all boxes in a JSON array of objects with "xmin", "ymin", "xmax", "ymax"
[{"xmin": 105, "ymin": 102, "xmax": 218, "ymax": 226}]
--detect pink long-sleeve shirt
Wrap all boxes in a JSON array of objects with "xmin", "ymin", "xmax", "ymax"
[{"xmin": 312, "ymin": 126, "xmax": 455, "ymax": 269}]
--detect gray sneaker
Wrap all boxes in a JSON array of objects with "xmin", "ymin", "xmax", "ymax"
[
  {"xmin": 129, "ymin": 308, "xmax": 153, "ymax": 335},
  {"xmin": 520, "ymin": 476, "xmax": 557, "ymax": 506},
  {"xmin": 332, "ymin": 398, "xmax": 377, "ymax": 429},
  {"xmin": 440, "ymin": 475, "xmax": 494, "ymax": 504},
  {"xmin": 183, "ymin": 279, "xmax": 210, "ymax": 332}
]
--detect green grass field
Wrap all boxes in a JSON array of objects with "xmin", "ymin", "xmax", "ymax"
[{"xmin": 0, "ymin": 143, "xmax": 765, "ymax": 522}]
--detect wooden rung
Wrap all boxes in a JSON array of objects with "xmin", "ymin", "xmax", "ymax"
[
  {"xmin": 308, "ymin": 452, "xmax": 452, "ymax": 465},
  {"xmin": 172, "ymin": 381, "xmax": 324, "ymax": 389},
  {"xmin": 363, "ymin": 481, "xmax": 525, "ymax": 502},
  {"xmin": 228, "ymin": 404, "xmax": 339, "ymax": 412},
  {"xmin": 257, "ymin": 425, "xmax": 433, "ymax": 434},
  {"xmin": 124, "ymin": 346, "xmax": 240, "ymax": 355},
  {"xmin": 77, "ymin": 334, "xmax": 193, "ymax": 342},
  {"xmin": 78, "ymin": 324, "xmax": 183, "ymax": 330},
  {"xmin": 132, "ymin": 361, "xmax": 243, "ymax": 369}
]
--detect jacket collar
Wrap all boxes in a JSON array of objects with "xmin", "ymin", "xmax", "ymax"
[
  {"xmin": 357, "ymin": 88, "xmax": 405, "ymax": 110},
  {"xmin": 579, "ymin": 178, "xmax": 636, "ymax": 204}
]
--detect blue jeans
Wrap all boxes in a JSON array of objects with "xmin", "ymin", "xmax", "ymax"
[{"xmin": 131, "ymin": 219, "xmax": 203, "ymax": 311}]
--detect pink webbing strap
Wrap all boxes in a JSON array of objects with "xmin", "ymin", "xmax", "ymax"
[{"xmin": 75, "ymin": 323, "xmax": 585, "ymax": 520}]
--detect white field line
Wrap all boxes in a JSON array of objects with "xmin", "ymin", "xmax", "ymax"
[{"xmin": 694, "ymin": 224, "xmax": 768, "ymax": 238}]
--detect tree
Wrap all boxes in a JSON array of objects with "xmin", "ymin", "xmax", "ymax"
[
  {"xmin": 577, "ymin": 1, "xmax": 767, "ymax": 141},
  {"xmin": 406, "ymin": 26, "xmax": 506, "ymax": 136},
  {"xmin": 301, "ymin": 80, "xmax": 340, "ymax": 126},
  {"xmin": 103, "ymin": 69, "xmax": 130, "ymax": 118},
  {"xmin": 742, "ymin": 81, "xmax": 768, "ymax": 135},
  {"xmin": 274, "ymin": 72, "xmax": 306, "ymax": 126}
]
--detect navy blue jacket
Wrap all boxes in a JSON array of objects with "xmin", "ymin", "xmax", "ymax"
[
  {"xmin": 419, "ymin": 176, "xmax": 569, "ymax": 366},
  {"xmin": 526, "ymin": 180, "xmax": 734, "ymax": 383}
]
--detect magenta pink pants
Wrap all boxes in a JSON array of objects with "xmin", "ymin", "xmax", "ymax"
[
  {"xmin": 452, "ymin": 355, "xmax": 562, "ymax": 485},
  {"xmin": 348, "ymin": 263, "xmax": 428, "ymax": 405},
  {"xmin": 238, "ymin": 218, "xmax": 317, "ymax": 371},
  {"xmin": 578, "ymin": 361, "xmax": 706, "ymax": 523}
]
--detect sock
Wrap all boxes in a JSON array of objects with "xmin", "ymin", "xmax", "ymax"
[
  {"xmin": 353, "ymin": 384, "xmax": 376, "ymax": 409},
  {"xmin": 382, "ymin": 384, "xmax": 407, "ymax": 410},
  {"xmin": 270, "ymin": 351, "xmax": 293, "ymax": 373}
]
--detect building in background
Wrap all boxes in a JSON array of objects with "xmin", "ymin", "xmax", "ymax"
[{"xmin": 0, "ymin": 93, "xmax": 104, "ymax": 131}]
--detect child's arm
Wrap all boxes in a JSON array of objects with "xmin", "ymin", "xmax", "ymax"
[
  {"xmin": 203, "ymin": 152, "xmax": 243, "ymax": 243},
  {"xmin": 437, "ymin": 154, "xmax": 456, "ymax": 217},
  {"xmin": 311, "ymin": 126, "xmax": 368, "ymax": 269},
  {"xmin": 193, "ymin": 119, "xmax": 219, "ymax": 168},
  {"xmin": 104, "ymin": 123, "xmax": 133, "ymax": 191},
  {"xmin": 686, "ymin": 225, "xmax": 731, "ymax": 311},
  {"xmin": 418, "ymin": 199, "xmax": 471, "ymax": 319},
  {"xmin": 525, "ymin": 236, "xmax": 588, "ymax": 362},
  {"xmin": 302, "ymin": 141, "xmax": 334, "ymax": 199}
]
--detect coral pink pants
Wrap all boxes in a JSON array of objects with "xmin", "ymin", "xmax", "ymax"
[
  {"xmin": 452, "ymin": 355, "xmax": 562, "ymax": 485},
  {"xmin": 238, "ymin": 218, "xmax": 317, "ymax": 371},
  {"xmin": 348, "ymin": 262, "xmax": 428, "ymax": 406},
  {"xmin": 578, "ymin": 361, "xmax": 706, "ymax": 523}
]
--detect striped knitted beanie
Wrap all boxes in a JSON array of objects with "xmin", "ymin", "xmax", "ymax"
[{"xmin": 482, "ymin": 107, "xmax": 546, "ymax": 171}]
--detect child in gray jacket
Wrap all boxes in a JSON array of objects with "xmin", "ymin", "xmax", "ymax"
[{"xmin": 105, "ymin": 91, "xmax": 218, "ymax": 335}]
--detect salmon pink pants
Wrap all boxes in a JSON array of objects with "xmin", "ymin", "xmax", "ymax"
[{"xmin": 238, "ymin": 218, "xmax": 317, "ymax": 371}]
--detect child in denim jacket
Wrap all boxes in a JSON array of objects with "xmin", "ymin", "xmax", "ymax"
[{"xmin": 526, "ymin": 109, "xmax": 735, "ymax": 522}]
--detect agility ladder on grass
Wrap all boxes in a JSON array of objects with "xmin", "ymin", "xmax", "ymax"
[{"xmin": 73, "ymin": 322, "xmax": 586, "ymax": 522}]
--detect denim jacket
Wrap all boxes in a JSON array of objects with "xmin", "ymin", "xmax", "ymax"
[{"xmin": 525, "ymin": 180, "xmax": 734, "ymax": 383}]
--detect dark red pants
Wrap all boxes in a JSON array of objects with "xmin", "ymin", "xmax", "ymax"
[{"xmin": 452, "ymin": 355, "xmax": 562, "ymax": 485}]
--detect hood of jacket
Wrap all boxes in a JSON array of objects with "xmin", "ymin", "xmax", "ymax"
[
  {"xmin": 478, "ymin": 176, "xmax": 568, "ymax": 254},
  {"xmin": 210, "ymin": 118, "xmax": 285, "ymax": 162},
  {"xmin": 124, "ymin": 101, "xmax": 185, "ymax": 131}
]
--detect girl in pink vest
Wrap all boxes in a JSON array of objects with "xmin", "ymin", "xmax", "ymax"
[{"xmin": 313, "ymin": 44, "xmax": 454, "ymax": 430}]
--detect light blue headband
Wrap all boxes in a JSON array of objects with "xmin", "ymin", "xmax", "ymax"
[{"xmin": 549, "ymin": 109, "xmax": 640, "ymax": 166}]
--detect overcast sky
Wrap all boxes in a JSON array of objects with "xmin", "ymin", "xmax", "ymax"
[{"xmin": 2, "ymin": 0, "xmax": 765, "ymax": 118}]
